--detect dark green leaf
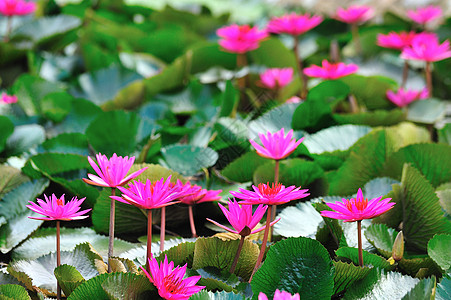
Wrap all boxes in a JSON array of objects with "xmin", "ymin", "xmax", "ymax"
[
  {"xmin": 333, "ymin": 261, "xmax": 372, "ymax": 296},
  {"xmin": 335, "ymin": 247, "xmax": 391, "ymax": 270},
  {"xmin": 0, "ymin": 165, "xmax": 29, "ymax": 199},
  {"xmin": 40, "ymin": 92, "xmax": 73, "ymax": 123},
  {"xmin": 333, "ymin": 109, "xmax": 406, "ymax": 126},
  {"xmin": 41, "ymin": 133, "xmax": 89, "ymax": 156},
  {"xmin": 160, "ymin": 144, "xmax": 218, "ymax": 176},
  {"xmin": 428, "ymin": 234, "xmax": 451, "ymax": 271},
  {"xmin": 54, "ymin": 264, "xmax": 85, "ymax": 297},
  {"xmin": 365, "ymin": 223, "xmax": 397, "ymax": 258},
  {"xmin": 221, "ymin": 152, "xmax": 270, "ymax": 183},
  {"xmin": 438, "ymin": 124, "xmax": 451, "ymax": 145},
  {"xmin": 0, "ymin": 284, "xmax": 30, "ymax": 300},
  {"xmin": 401, "ymin": 277, "xmax": 435, "ymax": 300},
  {"xmin": 101, "ymin": 272, "xmax": 155, "ymax": 300},
  {"xmin": 0, "ymin": 116, "xmax": 14, "ymax": 153}
]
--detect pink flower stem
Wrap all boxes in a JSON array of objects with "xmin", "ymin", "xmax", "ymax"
[
  {"xmin": 188, "ymin": 205, "xmax": 198, "ymax": 238},
  {"xmin": 425, "ymin": 62, "xmax": 433, "ymax": 96},
  {"xmin": 401, "ymin": 60, "xmax": 409, "ymax": 88},
  {"xmin": 107, "ymin": 188, "xmax": 116, "ymax": 273},
  {"xmin": 293, "ymin": 35, "xmax": 308, "ymax": 98},
  {"xmin": 56, "ymin": 220, "xmax": 61, "ymax": 300},
  {"xmin": 351, "ymin": 23, "xmax": 362, "ymax": 56},
  {"xmin": 357, "ymin": 220, "xmax": 363, "ymax": 267},
  {"xmin": 230, "ymin": 235, "xmax": 245, "ymax": 274},
  {"xmin": 4, "ymin": 16, "xmax": 12, "ymax": 42},
  {"xmin": 269, "ymin": 160, "xmax": 280, "ymax": 241},
  {"xmin": 160, "ymin": 207, "xmax": 166, "ymax": 252},
  {"xmin": 236, "ymin": 53, "xmax": 248, "ymax": 115},
  {"xmin": 249, "ymin": 205, "xmax": 272, "ymax": 283},
  {"xmin": 146, "ymin": 209, "xmax": 152, "ymax": 274}
]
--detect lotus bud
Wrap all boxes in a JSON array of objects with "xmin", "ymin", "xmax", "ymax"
[{"xmin": 392, "ymin": 231, "xmax": 404, "ymax": 261}]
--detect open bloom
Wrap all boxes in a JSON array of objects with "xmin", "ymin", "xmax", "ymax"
[
  {"xmin": 386, "ymin": 87, "xmax": 429, "ymax": 107},
  {"xmin": 111, "ymin": 176, "xmax": 182, "ymax": 210},
  {"xmin": 377, "ymin": 31, "xmax": 416, "ymax": 51},
  {"xmin": 407, "ymin": 5, "xmax": 442, "ymax": 25},
  {"xmin": 334, "ymin": 5, "xmax": 374, "ymax": 24},
  {"xmin": 141, "ymin": 255, "xmax": 205, "ymax": 300},
  {"xmin": 216, "ymin": 24, "xmax": 268, "ymax": 54},
  {"xmin": 259, "ymin": 68, "xmax": 293, "ymax": 90},
  {"xmin": 175, "ymin": 180, "xmax": 222, "ymax": 205},
  {"xmin": 259, "ymin": 290, "xmax": 300, "ymax": 300},
  {"xmin": 0, "ymin": 0, "xmax": 36, "ymax": 16},
  {"xmin": 231, "ymin": 182, "xmax": 309, "ymax": 206},
  {"xmin": 27, "ymin": 194, "xmax": 91, "ymax": 221},
  {"xmin": 401, "ymin": 32, "xmax": 451, "ymax": 62},
  {"xmin": 250, "ymin": 128, "xmax": 303, "ymax": 160},
  {"xmin": 304, "ymin": 60, "xmax": 358, "ymax": 80},
  {"xmin": 207, "ymin": 200, "xmax": 279, "ymax": 236},
  {"xmin": 320, "ymin": 188, "xmax": 394, "ymax": 222},
  {"xmin": 266, "ymin": 13, "xmax": 323, "ymax": 36},
  {"xmin": 83, "ymin": 153, "xmax": 147, "ymax": 188},
  {"xmin": 0, "ymin": 93, "xmax": 17, "ymax": 104}
]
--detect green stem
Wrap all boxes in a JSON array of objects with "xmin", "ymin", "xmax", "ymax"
[
  {"xmin": 293, "ymin": 35, "xmax": 308, "ymax": 98},
  {"xmin": 107, "ymin": 188, "xmax": 116, "ymax": 273},
  {"xmin": 357, "ymin": 220, "xmax": 363, "ymax": 267},
  {"xmin": 188, "ymin": 205, "xmax": 198, "ymax": 238},
  {"xmin": 4, "ymin": 16, "xmax": 12, "ymax": 42},
  {"xmin": 146, "ymin": 209, "xmax": 152, "ymax": 274},
  {"xmin": 249, "ymin": 205, "xmax": 272, "ymax": 283},
  {"xmin": 230, "ymin": 235, "xmax": 245, "ymax": 274},
  {"xmin": 56, "ymin": 220, "xmax": 61, "ymax": 300},
  {"xmin": 160, "ymin": 207, "xmax": 166, "ymax": 252},
  {"xmin": 351, "ymin": 23, "xmax": 362, "ymax": 56}
]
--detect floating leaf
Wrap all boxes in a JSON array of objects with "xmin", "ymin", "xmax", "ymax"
[
  {"xmin": 101, "ymin": 272, "xmax": 155, "ymax": 300},
  {"xmin": 401, "ymin": 277, "xmax": 435, "ymax": 300},
  {"xmin": 333, "ymin": 109, "xmax": 405, "ymax": 126},
  {"xmin": 436, "ymin": 275, "xmax": 451, "ymax": 300},
  {"xmin": 428, "ymin": 234, "xmax": 451, "ymax": 271},
  {"xmin": 189, "ymin": 290, "xmax": 244, "ymax": 300},
  {"xmin": 248, "ymin": 103, "xmax": 300, "ymax": 136},
  {"xmin": 41, "ymin": 133, "xmax": 89, "ymax": 156},
  {"xmin": 4, "ymin": 124, "xmax": 45, "ymax": 156},
  {"xmin": 365, "ymin": 223, "xmax": 397, "ymax": 258},
  {"xmin": 438, "ymin": 124, "xmax": 451, "ymax": 145},
  {"xmin": 0, "ymin": 116, "xmax": 14, "ymax": 153},
  {"xmin": 40, "ymin": 92, "xmax": 73, "ymax": 123},
  {"xmin": 221, "ymin": 151, "xmax": 270, "ymax": 183},
  {"xmin": 0, "ymin": 284, "xmax": 31, "ymax": 300},
  {"xmin": 274, "ymin": 201, "xmax": 323, "ymax": 238},
  {"xmin": 54, "ymin": 264, "xmax": 85, "ymax": 297},
  {"xmin": 335, "ymin": 247, "xmax": 391, "ymax": 270},
  {"xmin": 407, "ymin": 98, "xmax": 446, "ymax": 124},
  {"xmin": 160, "ymin": 144, "xmax": 218, "ymax": 176},
  {"xmin": 0, "ymin": 165, "xmax": 29, "ymax": 199},
  {"xmin": 333, "ymin": 261, "xmax": 371, "ymax": 296},
  {"xmin": 193, "ymin": 267, "xmax": 240, "ymax": 292},
  {"xmin": 307, "ymin": 80, "xmax": 350, "ymax": 106}
]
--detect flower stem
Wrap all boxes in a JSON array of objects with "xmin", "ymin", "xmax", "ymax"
[
  {"xmin": 351, "ymin": 23, "xmax": 362, "ymax": 56},
  {"xmin": 107, "ymin": 188, "xmax": 116, "ymax": 273},
  {"xmin": 293, "ymin": 35, "xmax": 308, "ymax": 98},
  {"xmin": 56, "ymin": 220, "xmax": 61, "ymax": 300},
  {"xmin": 401, "ymin": 60, "xmax": 409, "ymax": 88},
  {"xmin": 357, "ymin": 220, "xmax": 363, "ymax": 267},
  {"xmin": 269, "ymin": 160, "xmax": 280, "ymax": 241},
  {"xmin": 236, "ymin": 53, "xmax": 248, "ymax": 115},
  {"xmin": 249, "ymin": 205, "xmax": 272, "ymax": 283},
  {"xmin": 4, "ymin": 16, "xmax": 12, "ymax": 42},
  {"xmin": 160, "ymin": 206, "xmax": 166, "ymax": 252},
  {"xmin": 146, "ymin": 209, "xmax": 152, "ymax": 274},
  {"xmin": 188, "ymin": 205, "xmax": 198, "ymax": 238},
  {"xmin": 425, "ymin": 62, "xmax": 433, "ymax": 95},
  {"xmin": 230, "ymin": 235, "xmax": 245, "ymax": 274}
]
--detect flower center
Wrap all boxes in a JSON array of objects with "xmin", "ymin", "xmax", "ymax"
[
  {"xmin": 162, "ymin": 272, "xmax": 183, "ymax": 294},
  {"xmin": 345, "ymin": 196, "xmax": 368, "ymax": 212},
  {"xmin": 56, "ymin": 198, "xmax": 64, "ymax": 206},
  {"xmin": 258, "ymin": 182, "xmax": 282, "ymax": 197}
]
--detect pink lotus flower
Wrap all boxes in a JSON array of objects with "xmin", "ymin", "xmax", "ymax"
[
  {"xmin": 285, "ymin": 96, "xmax": 302, "ymax": 104},
  {"xmin": 27, "ymin": 194, "xmax": 91, "ymax": 221},
  {"xmin": 111, "ymin": 176, "xmax": 182, "ymax": 210},
  {"xmin": 386, "ymin": 87, "xmax": 429, "ymax": 107},
  {"xmin": 266, "ymin": 13, "xmax": 323, "ymax": 36},
  {"xmin": 377, "ymin": 31, "xmax": 417, "ymax": 51},
  {"xmin": 259, "ymin": 68, "xmax": 294, "ymax": 90},
  {"xmin": 175, "ymin": 180, "xmax": 222, "ymax": 205},
  {"xmin": 249, "ymin": 128, "xmax": 304, "ymax": 160},
  {"xmin": 303, "ymin": 60, "xmax": 358, "ymax": 80},
  {"xmin": 259, "ymin": 290, "xmax": 300, "ymax": 300},
  {"xmin": 334, "ymin": 5, "xmax": 374, "ymax": 24},
  {"xmin": 216, "ymin": 24, "xmax": 268, "ymax": 54},
  {"xmin": 320, "ymin": 188, "xmax": 394, "ymax": 222},
  {"xmin": 407, "ymin": 5, "xmax": 442, "ymax": 25},
  {"xmin": 83, "ymin": 153, "xmax": 147, "ymax": 188},
  {"xmin": 141, "ymin": 255, "xmax": 205, "ymax": 300},
  {"xmin": 0, "ymin": 0, "xmax": 36, "ymax": 16},
  {"xmin": 401, "ymin": 32, "xmax": 451, "ymax": 62},
  {"xmin": 231, "ymin": 182, "xmax": 309, "ymax": 206},
  {"xmin": 0, "ymin": 93, "xmax": 17, "ymax": 104},
  {"xmin": 207, "ymin": 200, "xmax": 279, "ymax": 236}
]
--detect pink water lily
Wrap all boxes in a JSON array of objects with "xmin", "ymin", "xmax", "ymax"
[
  {"xmin": 0, "ymin": 0, "xmax": 36, "ymax": 16},
  {"xmin": 0, "ymin": 92, "xmax": 17, "ymax": 104},
  {"xmin": 141, "ymin": 255, "xmax": 205, "ymax": 300},
  {"xmin": 334, "ymin": 5, "xmax": 374, "ymax": 24},
  {"xmin": 259, "ymin": 290, "xmax": 300, "ymax": 300},
  {"xmin": 217, "ymin": 24, "xmax": 268, "ymax": 54},
  {"xmin": 231, "ymin": 182, "xmax": 309, "ymax": 206},
  {"xmin": 266, "ymin": 13, "xmax": 323, "ymax": 36},
  {"xmin": 304, "ymin": 60, "xmax": 358, "ymax": 80},
  {"xmin": 27, "ymin": 194, "xmax": 91, "ymax": 221},
  {"xmin": 386, "ymin": 87, "xmax": 429, "ymax": 107},
  {"xmin": 401, "ymin": 32, "xmax": 451, "ymax": 62},
  {"xmin": 249, "ymin": 128, "xmax": 303, "ymax": 161},
  {"xmin": 407, "ymin": 5, "xmax": 442, "ymax": 25},
  {"xmin": 83, "ymin": 153, "xmax": 147, "ymax": 188},
  {"xmin": 259, "ymin": 68, "xmax": 294, "ymax": 90},
  {"xmin": 175, "ymin": 180, "xmax": 222, "ymax": 205},
  {"xmin": 377, "ymin": 31, "xmax": 416, "ymax": 51}
]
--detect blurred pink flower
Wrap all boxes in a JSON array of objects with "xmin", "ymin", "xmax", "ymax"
[
  {"xmin": 266, "ymin": 13, "xmax": 323, "ymax": 36},
  {"xmin": 207, "ymin": 200, "xmax": 279, "ymax": 236},
  {"xmin": 83, "ymin": 153, "xmax": 147, "ymax": 188},
  {"xmin": 259, "ymin": 68, "xmax": 294, "ymax": 89},
  {"xmin": 259, "ymin": 290, "xmax": 300, "ymax": 300},
  {"xmin": 111, "ymin": 176, "xmax": 182, "ymax": 210},
  {"xmin": 0, "ymin": 0, "xmax": 36, "ymax": 16},
  {"xmin": 231, "ymin": 182, "xmax": 309, "ymax": 206},
  {"xmin": 377, "ymin": 31, "xmax": 417, "ymax": 51},
  {"xmin": 175, "ymin": 180, "xmax": 222, "ymax": 205},
  {"xmin": 249, "ymin": 128, "xmax": 304, "ymax": 160},
  {"xmin": 141, "ymin": 255, "xmax": 205, "ymax": 300},
  {"xmin": 401, "ymin": 32, "xmax": 451, "ymax": 62},
  {"xmin": 303, "ymin": 60, "xmax": 358, "ymax": 80},
  {"xmin": 386, "ymin": 87, "xmax": 429, "ymax": 107},
  {"xmin": 334, "ymin": 5, "xmax": 374, "ymax": 24},
  {"xmin": 407, "ymin": 5, "xmax": 442, "ymax": 25},
  {"xmin": 27, "ymin": 194, "xmax": 91, "ymax": 221},
  {"xmin": 0, "ymin": 92, "xmax": 17, "ymax": 104},
  {"xmin": 285, "ymin": 96, "xmax": 302, "ymax": 103},
  {"xmin": 320, "ymin": 188, "xmax": 394, "ymax": 222},
  {"xmin": 217, "ymin": 24, "xmax": 268, "ymax": 54}
]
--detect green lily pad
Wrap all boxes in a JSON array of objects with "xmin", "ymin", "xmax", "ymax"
[
  {"xmin": 40, "ymin": 92, "xmax": 73, "ymax": 123},
  {"xmin": 333, "ymin": 109, "xmax": 406, "ymax": 126},
  {"xmin": 274, "ymin": 201, "xmax": 323, "ymax": 238},
  {"xmin": 54, "ymin": 264, "xmax": 85, "ymax": 298},
  {"xmin": 436, "ymin": 275, "xmax": 451, "ymax": 300},
  {"xmin": 333, "ymin": 261, "xmax": 372, "ymax": 296},
  {"xmin": 428, "ymin": 234, "xmax": 451, "ymax": 271},
  {"xmin": 0, "ymin": 284, "xmax": 31, "ymax": 300},
  {"xmin": 365, "ymin": 223, "xmax": 397, "ymax": 258},
  {"xmin": 221, "ymin": 151, "xmax": 270, "ymax": 183},
  {"xmin": 160, "ymin": 144, "xmax": 218, "ymax": 176},
  {"xmin": 189, "ymin": 290, "xmax": 243, "ymax": 299},
  {"xmin": 4, "ymin": 124, "xmax": 45, "ymax": 156},
  {"xmin": 407, "ymin": 99, "xmax": 446, "ymax": 124},
  {"xmin": 0, "ymin": 116, "xmax": 14, "ymax": 153}
]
